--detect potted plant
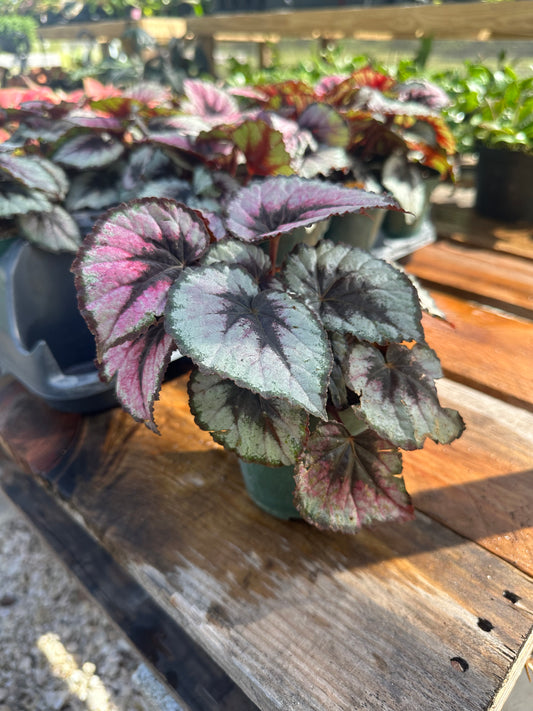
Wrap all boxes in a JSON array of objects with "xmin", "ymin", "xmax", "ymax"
[
  {"xmin": 0, "ymin": 79, "xmax": 193, "ymax": 410},
  {"xmin": 155, "ymin": 69, "xmax": 455, "ymax": 254},
  {"xmin": 434, "ymin": 57, "xmax": 533, "ymax": 223},
  {"xmin": 72, "ymin": 174, "xmax": 464, "ymax": 534}
]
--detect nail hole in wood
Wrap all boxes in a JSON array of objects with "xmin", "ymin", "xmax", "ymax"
[
  {"xmin": 503, "ymin": 590, "xmax": 521, "ymax": 604},
  {"xmin": 477, "ymin": 618, "xmax": 494, "ymax": 632},
  {"xmin": 450, "ymin": 657, "xmax": 469, "ymax": 673}
]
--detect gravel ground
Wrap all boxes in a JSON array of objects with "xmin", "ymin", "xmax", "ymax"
[
  {"xmin": 0, "ymin": 489, "xmax": 531, "ymax": 711},
  {"xmin": 0, "ymin": 492, "xmax": 157, "ymax": 711}
]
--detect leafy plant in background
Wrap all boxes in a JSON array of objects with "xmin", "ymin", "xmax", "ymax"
[
  {"xmin": 0, "ymin": 15, "xmax": 38, "ymax": 76},
  {"xmin": 73, "ymin": 175, "xmax": 464, "ymax": 534},
  {"xmin": 432, "ymin": 55, "xmax": 533, "ymax": 155}
]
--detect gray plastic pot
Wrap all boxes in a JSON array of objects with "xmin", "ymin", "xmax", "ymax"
[{"xmin": 0, "ymin": 238, "xmax": 116, "ymax": 413}]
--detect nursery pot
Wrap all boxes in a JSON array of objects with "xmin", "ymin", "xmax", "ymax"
[
  {"xmin": 382, "ymin": 174, "xmax": 440, "ymax": 238},
  {"xmin": 475, "ymin": 146, "xmax": 533, "ymax": 223},
  {"xmin": 238, "ymin": 460, "xmax": 301, "ymax": 520},
  {"xmin": 325, "ymin": 209, "xmax": 386, "ymax": 250},
  {"xmin": 0, "ymin": 239, "xmax": 117, "ymax": 413}
]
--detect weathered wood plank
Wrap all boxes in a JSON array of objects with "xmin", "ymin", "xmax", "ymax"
[
  {"xmin": 405, "ymin": 240, "xmax": 533, "ymax": 319},
  {"xmin": 11, "ymin": 374, "xmax": 528, "ymax": 711},
  {"xmin": 420, "ymin": 291, "xmax": 533, "ymax": 411},
  {"xmin": 403, "ymin": 379, "xmax": 533, "ymax": 578},
  {"xmin": 186, "ymin": 1, "xmax": 533, "ymax": 41},
  {"xmin": 431, "ymin": 187, "xmax": 533, "ymax": 260}
]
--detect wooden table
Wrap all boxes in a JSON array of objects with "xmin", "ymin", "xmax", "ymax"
[{"xmin": 1, "ymin": 190, "xmax": 533, "ymax": 711}]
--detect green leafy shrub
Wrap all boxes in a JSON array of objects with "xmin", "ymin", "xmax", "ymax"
[{"xmin": 432, "ymin": 56, "xmax": 533, "ymax": 155}]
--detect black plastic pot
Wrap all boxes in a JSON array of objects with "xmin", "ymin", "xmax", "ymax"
[
  {"xmin": 475, "ymin": 146, "xmax": 533, "ymax": 223},
  {"xmin": 0, "ymin": 239, "xmax": 117, "ymax": 413}
]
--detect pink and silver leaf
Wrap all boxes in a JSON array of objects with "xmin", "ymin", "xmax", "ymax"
[
  {"xmin": 295, "ymin": 421, "xmax": 413, "ymax": 533},
  {"xmin": 165, "ymin": 262, "xmax": 332, "ymax": 419}
]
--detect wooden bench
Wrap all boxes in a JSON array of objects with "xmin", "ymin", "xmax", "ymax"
[
  {"xmin": 0, "ymin": 184, "xmax": 532, "ymax": 710},
  {"xmin": 37, "ymin": 1, "xmax": 533, "ymax": 73}
]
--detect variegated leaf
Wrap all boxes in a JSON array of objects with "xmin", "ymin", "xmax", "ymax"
[
  {"xmin": 345, "ymin": 342, "xmax": 465, "ymax": 449},
  {"xmin": 295, "ymin": 421, "xmax": 413, "ymax": 533},
  {"xmin": 189, "ymin": 368, "xmax": 308, "ymax": 466},
  {"xmin": 165, "ymin": 262, "xmax": 332, "ymax": 419},
  {"xmin": 283, "ymin": 240, "xmax": 424, "ymax": 344}
]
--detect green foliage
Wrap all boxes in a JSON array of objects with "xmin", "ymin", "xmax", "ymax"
[
  {"xmin": 432, "ymin": 56, "xmax": 533, "ymax": 154},
  {"xmin": 0, "ymin": 14, "xmax": 37, "ymax": 53}
]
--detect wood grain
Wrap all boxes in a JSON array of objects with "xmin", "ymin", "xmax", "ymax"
[
  {"xmin": 420, "ymin": 291, "xmax": 533, "ymax": 411},
  {"xmin": 1, "ymin": 374, "xmax": 532, "ymax": 709},
  {"xmin": 38, "ymin": 375, "xmax": 533, "ymax": 711},
  {"xmin": 403, "ymin": 378, "xmax": 533, "ymax": 577},
  {"xmin": 405, "ymin": 240, "xmax": 533, "ymax": 319},
  {"xmin": 186, "ymin": 1, "xmax": 533, "ymax": 41},
  {"xmin": 431, "ymin": 195, "xmax": 533, "ymax": 261}
]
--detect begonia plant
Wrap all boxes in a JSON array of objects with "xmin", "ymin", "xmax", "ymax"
[{"xmin": 73, "ymin": 174, "xmax": 464, "ymax": 534}]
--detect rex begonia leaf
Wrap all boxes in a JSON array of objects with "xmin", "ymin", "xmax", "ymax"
[
  {"xmin": 65, "ymin": 168, "xmax": 123, "ymax": 212},
  {"xmin": 100, "ymin": 324, "xmax": 176, "ymax": 433},
  {"xmin": 181, "ymin": 78, "xmax": 239, "ymax": 121},
  {"xmin": 0, "ymin": 182, "xmax": 52, "ymax": 218},
  {"xmin": 382, "ymin": 153, "xmax": 426, "ymax": 223},
  {"xmin": 188, "ymin": 369, "xmax": 308, "ymax": 466},
  {"xmin": 298, "ymin": 146, "xmax": 351, "ymax": 179},
  {"xmin": 229, "ymin": 120, "xmax": 294, "ymax": 177},
  {"xmin": 225, "ymin": 176, "xmax": 399, "ymax": 243},
  {"xmin": 345, "ymin": 342, "xmax": 465, "ymax": 450},
  {"xmin": 165, "ymin": 262, "xmax": 332, "ymax": 419},
  {"xmin": 0, "ymin": 154, "xmax": 69, "ymax": 200},
  {"xmin": 73, "ymin": 197, "xmax": 211, "ymax": 357},
  {"xmin": 298, "ymin": 103, "xmax": 349, "ymax": 148},
  {"xmin": 294, "ymin": 421, "xmax": 413, "ymax": 533},
  {"xmin": 283, "ymin": 240, "xmax": 424, "ymax": 344},
  {"xmin": 53, "ymin": 132, "xmax": 125, "ymax": 169},
  {"xmin": 66, "ymin": 114, "xmax": 125, "ymax": 132},
  {"xmin": 18, "ymin": 204, "xmax": 82, "ymax": 253},
  {"xmin": 203, "ymin": 239, "xmax": 271, "ymax": 282}
]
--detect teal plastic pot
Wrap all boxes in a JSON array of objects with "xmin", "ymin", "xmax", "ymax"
[{"xmin": 238, "ymin": 460, "xmax": 301, "ymax": 520}]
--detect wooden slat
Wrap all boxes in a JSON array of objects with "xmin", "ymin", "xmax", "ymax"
[
  {"xmin": 420, "ymin": 291, "xmax": 533, "ymax": 411},
  {"xmin": 186, "ymin": 1, "xmax": 533, "ymax": 41},
  {"xmin": 431, "ymin": 189, "xmax": 533, "ymax": 260},
  {"xmin": 38, "ymin": 17, "xmax": 187, "ymax": 43},
  {"xmin": 405, "ymin": 240, "xmax": 533, "ymax": 320},
  {"xmin": 2, "ymin": 375, "xmax": 532, "ymax": 710},
  {"xmin": 403, "ymin": 378, "xmax": 533, "ymax": 577}
]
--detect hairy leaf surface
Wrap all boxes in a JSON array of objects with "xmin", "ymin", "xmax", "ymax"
[
  {"xmin": 101, "ymin": 323, "xmax": 175, "ymax": 433},
  {"xmin": 203, "ymin": 239, "xmax": 271, "ymax": 281},
  {"xmin": 225, "ymin": 176, "xmax": 399, "ymax": 243},
  {"xmin": 345, "ymin": 342, "xmax": 465, "ymax": 449},
  {"xmin": 284, "ymin": 241, "xmax": 424, "ymax": 344},
  {"xmin": 295, "ymin": 421, "xmax": 413, "ymax": 533},
  {"xmin": 73, "ymin": 197, "xmax": 211, "ymax": 356},
  {"xmin": 189, "ymin": 369, "xmax": 308, "ymax": 465},
  {"xmin": 166, "ymin": 263, "xmax": 332, "ymax": 419}
]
